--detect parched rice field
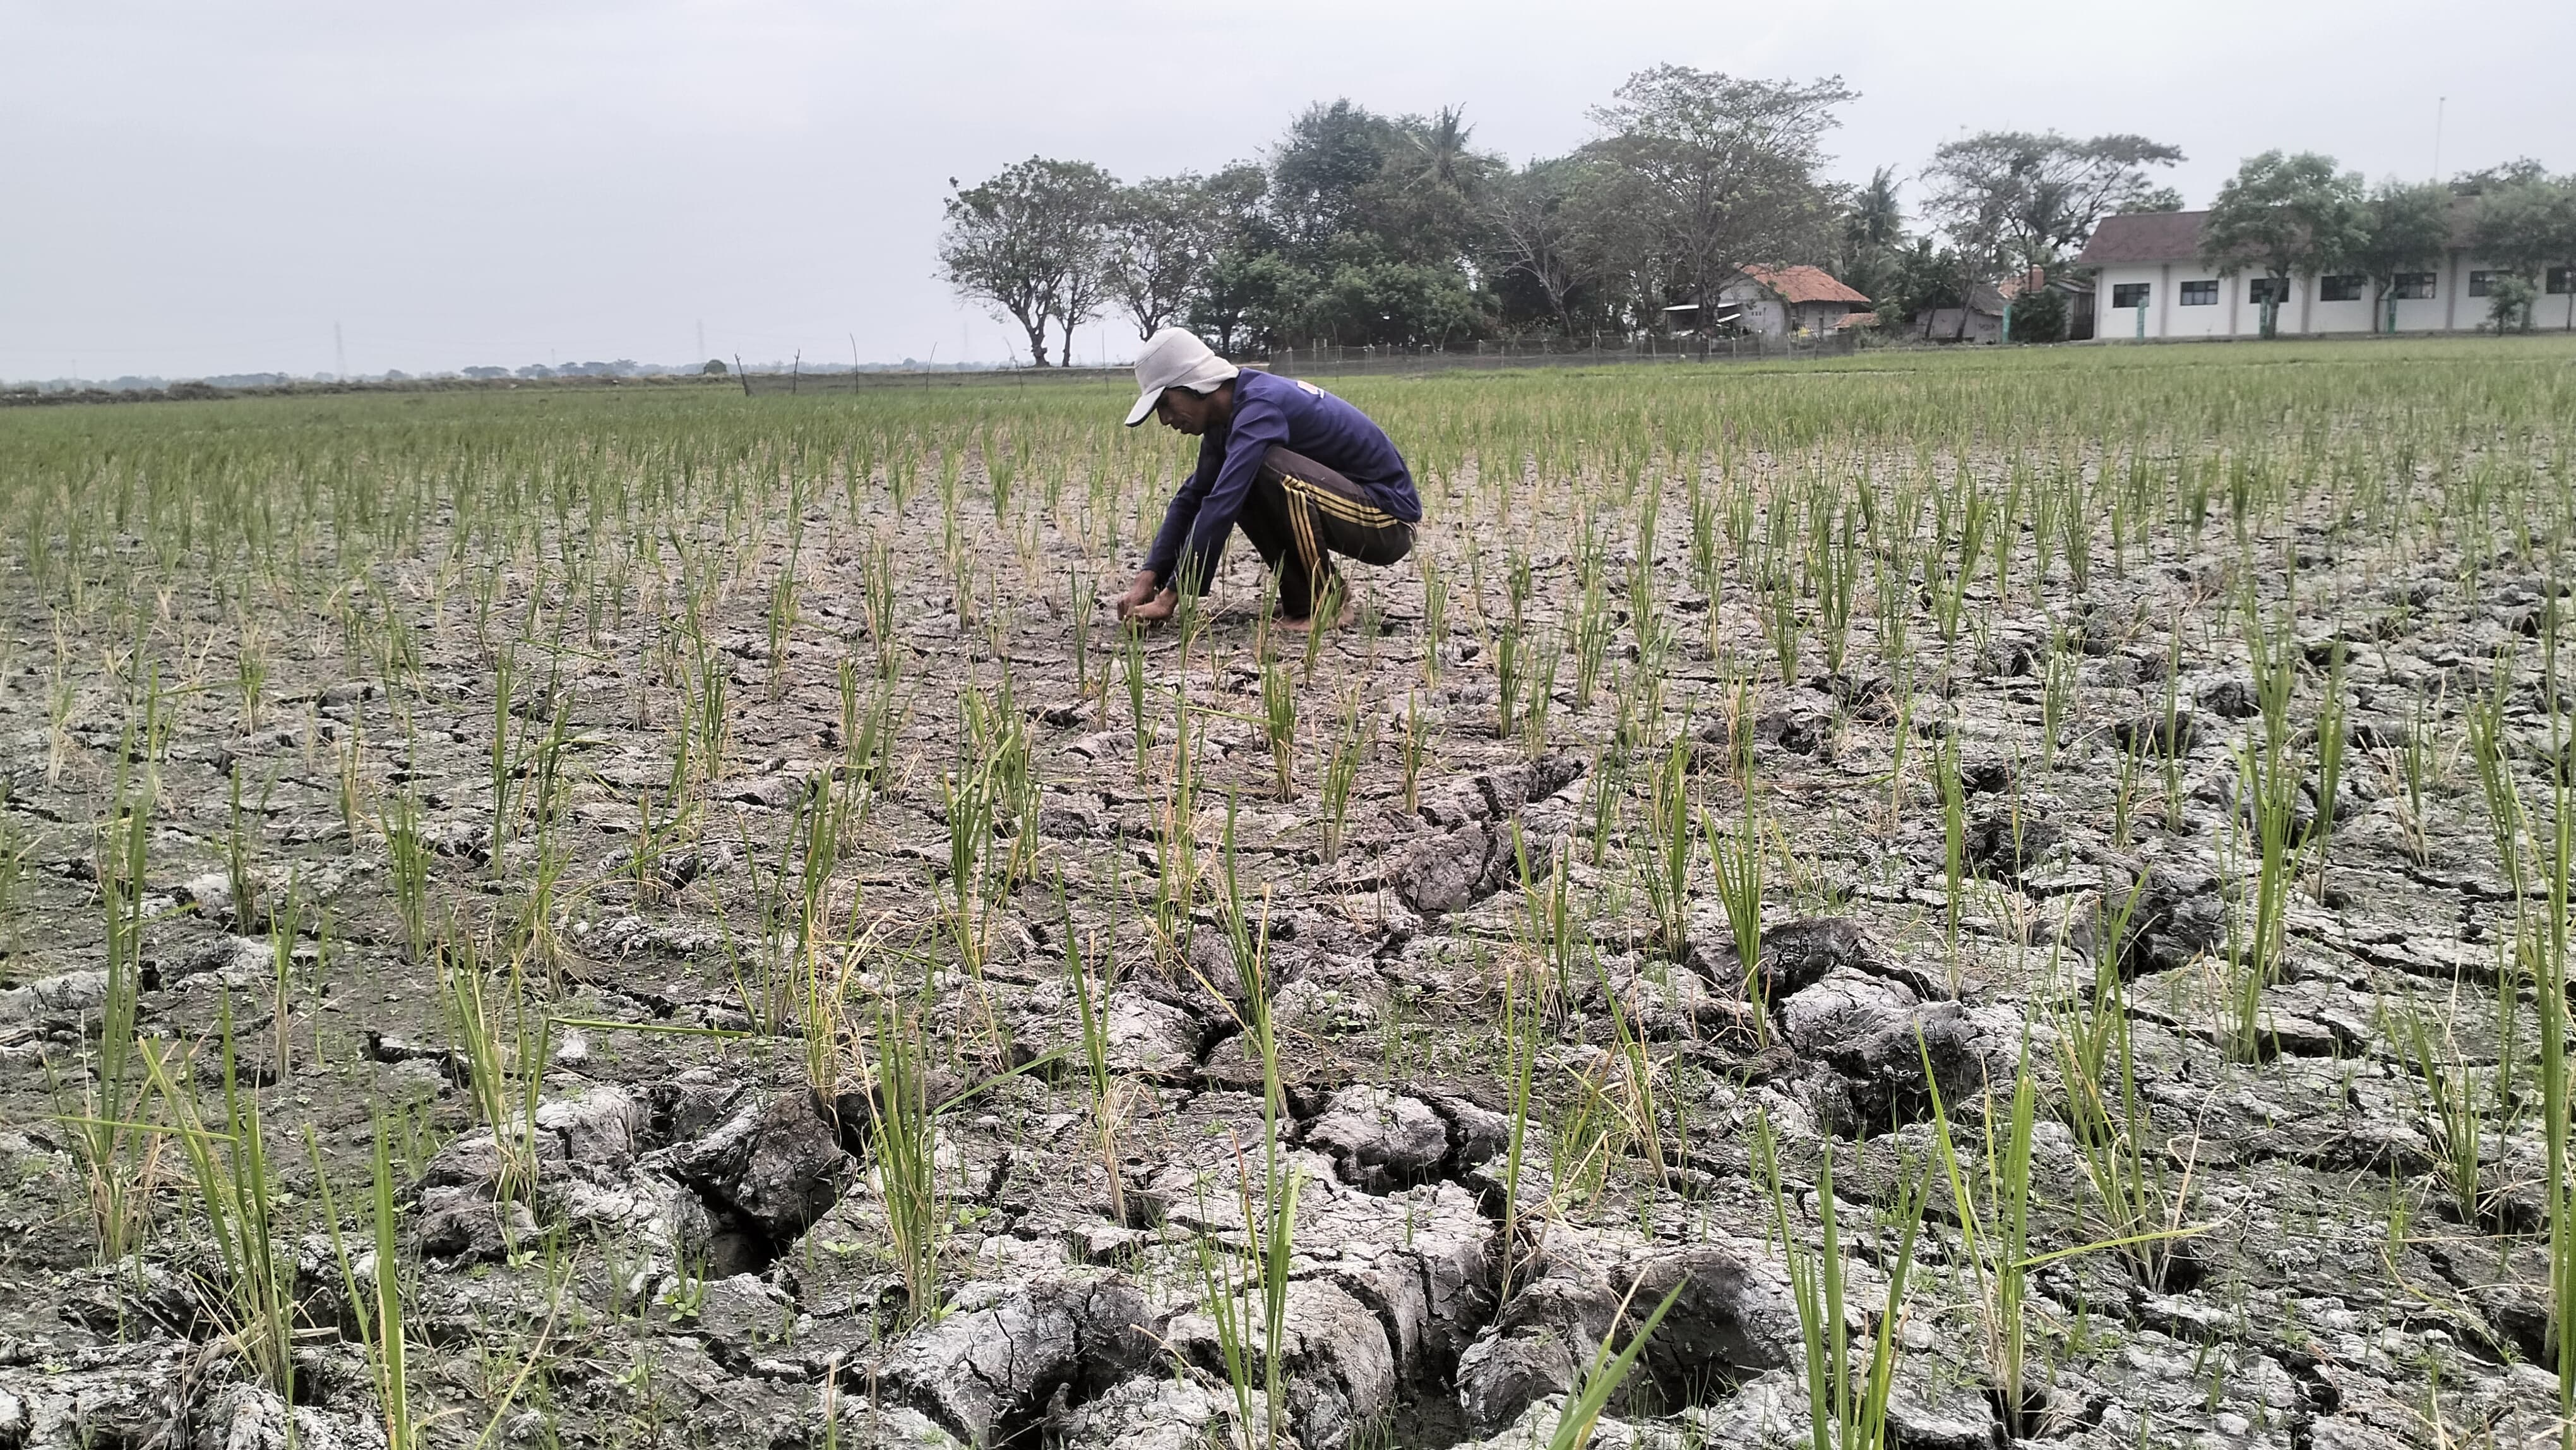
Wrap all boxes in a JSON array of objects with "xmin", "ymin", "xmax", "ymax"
[{"xmin": 2, "ymin": 337, "xmax": 2574, "ymax": 1449}]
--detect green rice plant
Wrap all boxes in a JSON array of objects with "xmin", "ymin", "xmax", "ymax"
[
  {"xmin": 866, "ymin": 993, "xmax": 944, "ymax": 1321},
  {"xmin": 1261, "ymin": 654, "xmax": 1297, "ymax": 800},
  {"xmin": 2536, "ymin": 698, "xmax": 2575, "ymax": 1417},
  {"xmin": 2054, "ymin": 961, "xmax": 2202, "ymax": 1293},
  {"xmin": 1593, "ymin": 950, "xmax": 1667, "ymax": 1188},
  {"xmin": 1189, "ymin": 806, "xmax": 1300, "ymax": 1450},
  {"xmin": 1762, "ymin": 572, "xmax": 1802, "ymax": 688},
  {"xmin": 2466, "ymin": 658, "xmax": 2523, "ymax": 892},
  {"xmin": 1495, "ymin": 959, "xmax": 1544, "ymax": 1304},
  {"xmin": 859, "ymin": 534, "xmax": 898, "ymax": 659},
  {"xmin": 1544, "ymin": 1279, "xmax": 1685, "ymax": 1450},
  {"xmin": 310, "ymin": 1115, "xmax": 414, "ymax": 1450},
  {"xmin": 1573, "ymin": 570, "xmax": 1612, "ymax": 709},
  {"xmin": 141, "ymin": 996, "xmax": 295, "ymax": 1397},
  {"xmin": 1815, "ymin": 505, "xmax": 1859, "ymax": 677},
  {"xmin": 1760, "ymin": 1120, "xmax": 1928, "ymax": 1450},
  {"xmin": 1917, "ymin": 1034, "xmax": 2180, "ymax": 1435},
  {"xmin": 2039, "ymin": 637, "xmax": 2075, "ymax": 772},
  {"xmin": 63, "ymin": 750, "xmax": 159, "ymax": 1262},
  {"xmin": 1318, "ymin": 693, "xmax": 1363, "ymax": 862},
  {"xmin": 1067, "ymin": 566, "xmax": 1094, "ymax": 701},
  {"xmin": 1704, "ymin": 800, "xmax": 1765, "ymax": 1042},
  {"xmin": 1588, "ymin": 737, "xmax": 1625, "ymax": 868},
  {"xmin": 2310, "ymin": 639, "xmax": 2349, "ymax": 886},
  {"xmin": 1638, "ymin": 739, "xmax": 1694, "ymax": 961},
  {"xmin": 941, "ymin": 755, "xmax": 997, "ymax": 980},
  {"xmin": 1059, "ymin": 880, "xmax": 1127, "ymax": 1226},
  {"xmin": 837, "ymin": 652, "xmax": 903, "ymax": 794},
  {"xmin": 1123, "ymin": 626, "xmax": 1151, "ymax": 784},
  {"xmin": 440, "ymin": 937, "xmax": 549, "ymax": 1205},
  {"xmin": 1938, "ymin": 733, "xmax": 1967, "ymax": 953},
  {"xmin": 1420, "ymin": 557, "xmax": 1448, "ymax": 685},
  {"xmin": 1520, "ymin": 626, "xmax": 1563, "ymax": 757},
  {"xmin": 1300, "ymin": 576, "xmax": 1342, "ymax": 676},
  {"xmin": 1494, "ymin": 620, "xmax": 1524, "ymax": 740},
  {"xmin": 1411, "ymin": 690, "xmax": 1432, "ymax": 818},
  {"xmin": 2390, "ymin": 983, "xmax": 2486, "ymax": 1225}
]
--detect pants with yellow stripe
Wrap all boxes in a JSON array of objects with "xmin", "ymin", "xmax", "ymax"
[{"xmin": 1227, "ymin": 445, "xmax": 1414, "ymax": 620}]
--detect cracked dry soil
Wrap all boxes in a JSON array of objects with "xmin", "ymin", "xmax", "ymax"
[{"xmin": 0, "ymin": 352, "xmax": 2572, "ymax": 1450}]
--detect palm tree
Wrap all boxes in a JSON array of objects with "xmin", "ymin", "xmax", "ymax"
[
  {"xmin": 1847, "ymin": 166, "xmax": 1904, "ymax": 250},
  {"xmin": 1408, "ymin": 105, "xmax": 1475, "ymax": 190}
]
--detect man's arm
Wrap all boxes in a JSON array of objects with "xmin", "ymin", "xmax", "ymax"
[
  {"xmin": 1164, "ymin": 395, "xmax": 1287, "ymax": 592},
  {"xmin": 1140, "ymin": 438, "xmax": 1222, "ymax": 588}
]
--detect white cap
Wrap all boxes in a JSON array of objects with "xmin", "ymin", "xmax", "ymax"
[{"xmin": 1123, "ymin": 327, "xmax": 1239, "ymax": 427}]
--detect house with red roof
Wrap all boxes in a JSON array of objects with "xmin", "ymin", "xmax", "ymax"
[{"xmin": 1712, "ymin": 265, "xmax": 1876, "ymax": 337}]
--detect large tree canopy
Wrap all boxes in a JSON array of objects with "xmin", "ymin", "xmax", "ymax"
[
  {"xmin": 1581, "ymin": 66, "xmax": 1854, "ymax": 323},
  {"xmin": 2472, "ymin": 175, "xmax": 2576, "ymax": 330},
  {"xmin": 1921, "ymin": 131, "xmax": 2185, "ymax": 275},
  {"xmin": 936, "ymin": 157, "xmax": 1114, "ymax": 366},
  {"xmin": 2351, "ymin": 180, "xmax": 2454, "ymax": 333},
  {"xmin": 2200, "ymin": 151, "xmax": 2368, "ymax": 337}
]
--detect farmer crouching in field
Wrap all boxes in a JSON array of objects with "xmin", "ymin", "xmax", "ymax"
[{"xmin": 1111, "ymin": 327, "xmax": 1419, "ymax": 633}]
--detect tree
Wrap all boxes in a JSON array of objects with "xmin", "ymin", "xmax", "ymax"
[
  {"xmin": 2451, "ymin": 158, "xmax": 2551, "ymax": 196},
  {"xmin": 1484, "ymin": 156, "xmax": 1602, "ymax": 337},
  {"xmin": 1585, "ymin": 66, "xmax": 1855, "ymax": 335},
  {"xmin": 1837, "ymin": 165, "xmax": 1906, "ymax": 305},
  {"xmin": 1104, "ymin": 175, "xmax": 1213, "ymax": 340},
  {"xmin": 2350, "ymin": 180, "xmax": 2453, "ymax": 334},
  {"xmin": 1922, "ymin": 131, "xmax": 2185, "ymax": 274},
  {"xmin": 2472, "ymin": 176, "xmax": 2576, "ymax": 331},
  {"xmin": 937, "ymin": 157, "xmax": 1116, "ymax": 367},
  {"xmin": 2199, "ymin": 152, "xmax": 2367, "ymax": 339},
  {"xmin": 1884, "ymin": 237, "xmax": 1967, "ymax": 337},
  {"xmin": 2484, "ymin": 273, "xmax": 2537, "ymax": 333}
]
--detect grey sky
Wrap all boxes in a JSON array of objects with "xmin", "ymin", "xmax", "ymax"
[{"xmin": 6, "ymin": 1, "xmax": 2569, "ymax": 380}]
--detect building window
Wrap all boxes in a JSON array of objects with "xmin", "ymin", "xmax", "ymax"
[
  {"xmin": 2468, "ymin": 270, "xmax": 2496, "ymax": 297},
  {"xmin": 2112, "ymin": 282, "xmax": 2151, "ymax": 309},
  {"xmin": 2393, "ymin": 272, "xmax": 2436, "ymax": 299},
  {"xmin": 2248, "ymin": 277, "xmax": 2287, "ymax": 305},
  {"xmin": 2550, "ymin": 266, "xmax": 2572, "ymax": 295},
  {"xmin": 2180, "ymin": 280, "xmax": 2219, "ymax": 306},
  {"xmin": 2320, "ymin": 275, "xmax": 2364, "ymax": 302}
]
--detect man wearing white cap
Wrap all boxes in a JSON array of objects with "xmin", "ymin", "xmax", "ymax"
[{"xmin": 1111, "ymin": 327, "xmax": 1419, "ymax": 632}]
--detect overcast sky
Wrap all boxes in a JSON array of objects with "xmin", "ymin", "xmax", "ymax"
[{"xmin": 6, "ymin": 1, "xmax": 2570, "ymax": 381}]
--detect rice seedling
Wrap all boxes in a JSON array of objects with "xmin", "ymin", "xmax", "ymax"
[
  {"xmin": 1760, "ymin": 1116, "xmax": 1929, "ymax": 1450},
  {"xmin": 1638, "ymin": 738, "xmax": 1695, "ymax": 961},
  {"xmin": 141, "ymin": 995, "xmax": 296, "ymax": 1397},
  {"xmin": 1261, "ymin": 652, "xmax": 1297, "ymax": 800},
  {"xmin": 1318, "ymin": 691, "xmax": 1363, "ymax": 861},
  {"xmin": 866, "ymin": 992, "xmax": 944, "ymax": 1321},
  {"xmin": 310, "ymin": 1115, "xmax": 414, "ymax": 1450},
  {"xmin": 64, "ymin": 757, "xmax": 158, "ymax": 1261}
]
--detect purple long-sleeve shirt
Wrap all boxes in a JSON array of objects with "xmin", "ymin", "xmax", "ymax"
[{"xmin": 1143, "ymin": 369, "xmax": 1419, "ymax": 590}]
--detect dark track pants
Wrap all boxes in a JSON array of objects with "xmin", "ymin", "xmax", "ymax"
[{"xmin": 1224, "ymin": 446, "xmax": 1415, "ymax": 619}]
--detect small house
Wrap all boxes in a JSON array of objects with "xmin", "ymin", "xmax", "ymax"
[{"xmin": 1713, "ymin": 265, "xmax": 1876, "ymax": 337}]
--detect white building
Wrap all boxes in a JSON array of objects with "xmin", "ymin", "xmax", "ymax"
[{"xmin": 2076, "ymin": 205, "xmax": 2576, "ymax": 339}]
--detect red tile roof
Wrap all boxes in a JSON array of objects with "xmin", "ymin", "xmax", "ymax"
[{"xmin": 1734, "ymin": 265, "xmax": 1873, "ymax": 306}]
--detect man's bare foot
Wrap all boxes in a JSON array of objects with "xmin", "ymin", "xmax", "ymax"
[{"xmin": 1275, "ymin": 597, "xmax": 1359, "ymax": 634}]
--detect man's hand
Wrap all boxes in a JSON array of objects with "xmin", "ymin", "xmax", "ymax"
[
  {"xmin": 1110, "ymin": 570, "xmax": 1159, "ymax": 619},
  {"xmin": 1123, "ymin": 587, "xmax": 1179, "ymax": 625},
  {"xmin": 1111, "ymin": 570, "xmax": 1178, "ymax": 625}
]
